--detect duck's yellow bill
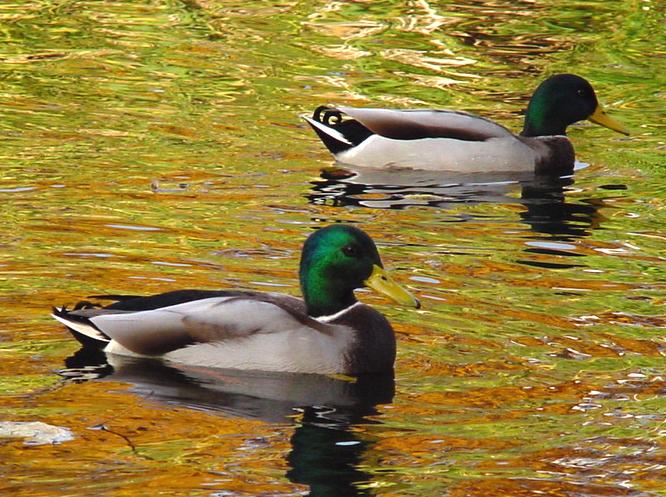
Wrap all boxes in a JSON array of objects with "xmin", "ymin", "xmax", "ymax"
[
  {"xmin": 364, "ymin": 265, "xmax": 420, "ymax": 308},
  {"xmin": 588, "ymin": 105, "xmax": 630, "ymax": 136}
]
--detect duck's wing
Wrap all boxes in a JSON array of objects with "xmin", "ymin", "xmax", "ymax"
[
  {"xmin": 338, "ymin": 107, "xmax": 514, "ymax": 141},
  {"xmin": 334, "ymin": 106, "xmax": 514, "ymax": 141},
  {"xmin": 53, "ymin": 290, "xmax": 260, "ymax": 346},
  {"xmin": 93, "ymin": 289, "xmax": 268, "ymax": 312},
  {"xmin": 53, "ymin": 292, "xmax": 330, "ymax": 356}
]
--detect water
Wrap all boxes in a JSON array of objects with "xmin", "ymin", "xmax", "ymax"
[{"xmin": 1, "ymin": 1, "xmax": 664, "ymax": 496}]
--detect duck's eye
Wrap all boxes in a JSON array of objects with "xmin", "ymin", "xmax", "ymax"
[
  {"xmin": 342, "ymin": 245, "xmax": 359, "ymax": 257},
  {"xmin": 576, "ymin": 88, "xmax": 586, "ymax": 97}
]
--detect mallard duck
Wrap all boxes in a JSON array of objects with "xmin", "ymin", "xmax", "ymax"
[
  {"xmin": 303, "ymin": 74, "xmax": 629, "ymax": 174},
  {"xmin": 52, "ymin": 225, "xmax": 420, "ymax": 375}
]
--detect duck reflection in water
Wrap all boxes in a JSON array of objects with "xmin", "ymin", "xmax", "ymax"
[
  {"xmin": 308, "ymin": 165, "xmax": 608, "ymax": 241},
  {"xmin": 62, "ymin": 349, "xmax": 394, "ymax": 497}
]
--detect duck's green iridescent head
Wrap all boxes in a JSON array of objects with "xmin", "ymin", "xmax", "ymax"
[
  {"xmin": 521, "ymin": 74, "xmax": 629, "ymax": 137},
  {"xmin": 299, "ymin": 225, "xmax": 419, "ymax": 317}
]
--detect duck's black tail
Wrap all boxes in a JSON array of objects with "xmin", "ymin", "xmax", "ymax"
[
  {"xmin": 302, "ymin": 106, "xmax": 372, "ymax": 155},
  {"xmin": 51, "ymin": 306, "xmax": 110, "ymax": 349}
]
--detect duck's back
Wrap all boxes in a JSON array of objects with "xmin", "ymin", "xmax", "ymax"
[{"xmin": 337, "ymin": 107, "xmax": 514, "ymax": 141}]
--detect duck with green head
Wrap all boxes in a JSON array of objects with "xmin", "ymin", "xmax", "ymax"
[
  {"xmin": 303, "ymin": 74, "xmax": 629, "ymax": 174},
  {"xmin": 52, "ymin": 225, "xmax": 419, "ymax": 375}
]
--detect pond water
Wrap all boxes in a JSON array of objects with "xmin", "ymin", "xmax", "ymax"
[{"xmin": 1, "ymin": 1, "xmax": 664, "ymax": 496}]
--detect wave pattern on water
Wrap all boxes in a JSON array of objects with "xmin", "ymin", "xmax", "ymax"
[{"xmin": 0, "ymin": 1, "xmax": 664, "ymax": 496}]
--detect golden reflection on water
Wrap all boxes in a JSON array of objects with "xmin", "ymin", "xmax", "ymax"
[{"xmin": 0, "ymin": 0, "xmax": 664, "ymax": 496}]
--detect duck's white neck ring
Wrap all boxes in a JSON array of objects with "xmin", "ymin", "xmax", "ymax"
[{"xmin": 315, "ymin": 302, "xmax": 361, "ymax": 323}]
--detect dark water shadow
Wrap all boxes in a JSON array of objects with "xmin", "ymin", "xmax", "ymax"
[
  {"xmin": 306, "ymin": 165, "xmax": 628, "ymax": 272},
  {"xmin": 61, "ymin": 349, "xmax": 394, "ymax": 497},
  {"xmin": 307, "ymin": 165, "xmax": 609, "ymax": 240},
  {"xmin": 309, "ymin": 166, "xmax": 540, "ymax": 208},
  {"xmin": 518, "ymin": 177, "xmax": 607, "ymax": 241}
]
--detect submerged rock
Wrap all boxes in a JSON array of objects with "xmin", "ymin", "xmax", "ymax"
[{"xmin": 0, "ymin": 421, "xmax": 74, "ymax": 445}]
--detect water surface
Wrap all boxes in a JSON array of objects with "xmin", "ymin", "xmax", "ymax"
[{"xmin": 0, "ymin": 1, "xmax": 664, "ymax": 496}]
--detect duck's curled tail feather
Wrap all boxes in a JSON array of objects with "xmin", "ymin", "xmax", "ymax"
[{"xmin": 302, "ymin": 106, "xmax": 373, "ymax": 155}]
